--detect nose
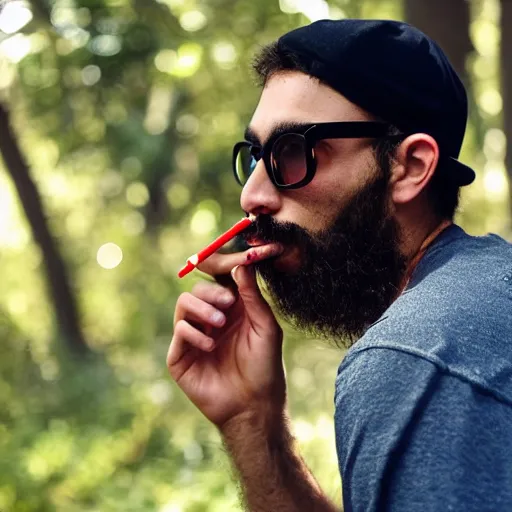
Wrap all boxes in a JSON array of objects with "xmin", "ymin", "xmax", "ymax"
[{"xmin": 240, "ymin": 160, "xmax": 282, "ymax": 216}]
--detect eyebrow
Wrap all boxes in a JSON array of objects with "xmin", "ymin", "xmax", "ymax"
[{"xmin": 244, "ymin": 122, "xmax": 314, "ymax": 147}]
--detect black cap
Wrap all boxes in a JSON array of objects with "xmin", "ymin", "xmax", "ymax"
[{"xmin": 278, "ymin": 19, "xmax": 475, "ymax": 186}]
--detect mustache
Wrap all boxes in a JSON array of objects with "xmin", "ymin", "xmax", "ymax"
[{"xmin": 241, "ymin": 214, "xmax": 312, "ymax": 246}]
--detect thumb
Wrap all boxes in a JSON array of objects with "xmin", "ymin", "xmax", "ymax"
[{"xmin": 231, "ymin": 265, "xmax": 276, "ymax": 333}]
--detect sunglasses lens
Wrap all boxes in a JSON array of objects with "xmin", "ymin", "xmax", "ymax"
[
  {"xmin": 271, "ymin": 134, "xmax": 308, "ymax": 186},
  {"xmin": 234, "ymin": 144, "xmax": 257, "ymax": 186}
]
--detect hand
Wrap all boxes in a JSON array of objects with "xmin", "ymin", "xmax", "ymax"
[{"xmin": 167, "ymin": 244, "xmax": 286, "ymax": 429}]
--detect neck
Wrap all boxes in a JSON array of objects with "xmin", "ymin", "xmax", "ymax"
[
  {"xmin": 399, "ymin": 213, "xmax": 450, "ymax": 262},
  {"xmin": 395, "ymin": 212, "xmax": 452, "ymax": 296}
]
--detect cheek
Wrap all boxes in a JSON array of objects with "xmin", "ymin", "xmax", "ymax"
[
  {"xmin": 276, "ymin": 148, "xmax": 377, "ymax": 234},
  {"xmin": 284, "ymin": 149, "xmax": 376, "ymax": 232},
  {"xmin": 315, "ymin": 145, "xmax": 372, "ymax": 191},
  {"xmin": 283, "ymin": 182, "xmax": 341, "ymax": 232}
]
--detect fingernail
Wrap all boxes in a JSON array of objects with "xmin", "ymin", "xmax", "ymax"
[
  {"xmin": 231, "ymin": 265, "xmax": 240, "ymax": 284},
  {"xmin": 211, "ymin": 311, "xmax": 225, "ymax": 326}
]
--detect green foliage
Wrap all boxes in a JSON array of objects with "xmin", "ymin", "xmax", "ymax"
[{"xmin": 0, "ymin": 0, "xmax": 509, "ymax": 510}]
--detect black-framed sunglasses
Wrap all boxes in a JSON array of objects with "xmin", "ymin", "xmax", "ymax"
[{"xmin": 232, "ymin": 121, "xmax": 404, "ymax": 190}]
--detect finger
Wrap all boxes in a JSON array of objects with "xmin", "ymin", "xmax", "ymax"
[
  {"xmin": 196, "ymin": 251, "xmax": 250, "ymax": 276},
  {"xmin": 197, "ymin": 243, "xmax": 283, "ymax": 277},
  {"xmin": 167, "ymin": 320, "xmax": 215, "ymax": 371},
  {"xmin": 231, "ymin": 265, "xmax": 278, "ymax": 336},
  {"xmin": 174, "ymin": 292, "xmax": 228, "ymax": 329},
  {"xmin": 191, "ymin": 282, "xmax": 237, "ymax": 309}
]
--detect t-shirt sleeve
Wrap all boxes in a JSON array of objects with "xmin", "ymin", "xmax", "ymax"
[{"xmin": 334, "ymin": 347, "xmax": 512, "ymax": 512}]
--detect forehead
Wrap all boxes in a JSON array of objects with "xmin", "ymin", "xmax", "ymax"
[{"xmin": 249, "ymin": 71, "xmax": 372, "ymax": 142}]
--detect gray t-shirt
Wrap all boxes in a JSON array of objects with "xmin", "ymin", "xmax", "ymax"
[{"xmin": 334, "ymin": 225, "xmax": 512, "ymax": 511}]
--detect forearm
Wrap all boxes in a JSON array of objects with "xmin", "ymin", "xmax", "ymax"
[{"xmin": 221, "ymin": 409, "xmax": 340, "ymax": 512}]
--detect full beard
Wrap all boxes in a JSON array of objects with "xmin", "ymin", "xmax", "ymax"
[{"xmin": 241, "ymin": 172, "xmax": 407, "ymax": 348}]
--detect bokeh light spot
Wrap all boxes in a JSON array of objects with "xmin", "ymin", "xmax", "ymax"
[
  {"xmin": 7, "ymin": 292, "xmax": 28, "ymax": 315},
  {"xmin": 149, "ymin": 380, "xmax": 173, "ymax": 405},
  {"xmin": 155, "ymin": 49, "xmax": 177, "ymax": 73},
  {"xmin": 471, "ymin": 20, "xmax": 499, "ymax": 57},
  {"xmin": 279, "ymin": 0, "xmax": 330, "ymax": 22},
  {"xmin": 99, "ymin": 170, "xmax": 124, "ymax": 198},
  {"xmin": 171, "ymin": 43, "xmax": 203, "ymax": 78},
  {"xmin": 329, "ymin": 6, "xmax": 346, "ymax": 19},
  {"xmin": 81, "ymin": 64, "xmax": 101, "ymax": 86},
  {"xmin": 212, "ymin": 42, "xmax": 237, "ymax": 69},
  {"xmin": 97, "ymin": 243, "xmax": 123, "ymax": 269},
  {"xmin": 143, "ymin": 87, "xmax": 173, "ymax": 135},
  {"xmin": 484, "ymin": 128, "xmax": 506, "ymax": 159},
  {"xmin": 197, "ymin": 199, "xmax": 222, "ymax": 221},
  {"xmin": 156, "ymin": 44, "xmax": 202, "ymax": 77},
  {"xmin": 126, "ymin": 182, "xmax": 150, "ymax": 207},
  {"xmin": 0, "ymin": 34, "xmax": 31, "ymax": 62},
  {"xmin": 51, "ymin": 6, "xmax": 76, "ymax": 27},
  {"xmin": 0, "ymin": 1, "xmax": 33, "ymax": 34},
  {"xmin": 89, "ymin": 34, "xmax": 121, "ymax": 56},
  {"xmin": 167, "ymin": 183, "xmax": 190, "ymax": 209},
  {"xmin": 292, "ymin": 419, "xmax": 315, "ymax": 443},
  {"xmin": 179, "ymin": 10, "xmax": 207, "ymax": 32},
  {"xmin": 479, "ymin": 89, "xmax": 503, "ymax": 115},
  {"xmin": 190, "ymin": 209, "xmax": 216, "ymax": 235},
  {"xmin": 483, "ymin": 163, "xmax": 508, "ymax": 201}
]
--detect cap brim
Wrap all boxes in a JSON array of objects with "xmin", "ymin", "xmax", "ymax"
[{"xmin": 446, "ymin": 157, "xmax": 476, "ymax": 186}]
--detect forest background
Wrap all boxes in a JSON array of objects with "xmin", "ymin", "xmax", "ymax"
[{"xmin": 0, "ymin": 0, "xmax": 510, "ymax": 510}]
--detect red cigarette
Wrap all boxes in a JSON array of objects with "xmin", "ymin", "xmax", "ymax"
[{"xmin": 178, "ymin": 216, "xmax": 254, "ymax": 278}]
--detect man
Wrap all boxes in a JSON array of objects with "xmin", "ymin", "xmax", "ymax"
[{"xmin": 168, "ymin": 19, "xmax": 512, "ymax": 511}]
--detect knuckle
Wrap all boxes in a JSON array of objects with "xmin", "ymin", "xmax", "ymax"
[
  {"xmin": 176, "ymin": 292, "xmax": 192, "ymax": 308},
  {"xmin": 216, "ymin": 286, "xmax": 234, "ymax": 304},
  {"xmin": 174, "ymin": 293, "xmax": 193, "ymax": 324},
  {"xmin": 173, "ymin": 319, "xmax": 188, "ymax": 336},
  {"xmin": 191, "ymin": 282, "xmax": 210, "ymax": 296}
]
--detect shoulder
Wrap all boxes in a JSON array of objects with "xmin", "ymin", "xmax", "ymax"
[
  {"xmin": 404, "ymin": 225, "xmax": 512, "ymax": 308},
  {"xmin": 368, "ymin": 225, "xmax": 511, "ymax": 338},
  {"xmin": 410, "ymin": 225, "xmax": 512, "ymax": 298},
  {"xmin": 349, "ymin": 226, "xmax": 512, "ymax": 400}
]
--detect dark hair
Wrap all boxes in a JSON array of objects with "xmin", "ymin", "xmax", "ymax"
[{"xmin": 252, "ymin": 42, "xmax": 460, "ymax": 220}]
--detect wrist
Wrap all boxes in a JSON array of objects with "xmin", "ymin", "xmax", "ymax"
[{"xmin": 219, "ymin": 405, "xmax": 289, "ymax": 441}]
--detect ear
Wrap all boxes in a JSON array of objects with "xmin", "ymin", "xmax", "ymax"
[{"xmin": 389, "ymin": 134, "xmax": 439, "ymax": 205}]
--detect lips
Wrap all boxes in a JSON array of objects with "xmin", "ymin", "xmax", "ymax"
[
  {"xmin": 246, "ymin": 236, "xmax": 271, "ymax": 248},
  {"xmin": 243, "ymin": 242, "xmax": 284, "ymax": 264}
]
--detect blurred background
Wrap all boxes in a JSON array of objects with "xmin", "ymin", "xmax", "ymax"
[{"xmin": 0, "ymin": 0, "xmax": 510, "ymax": 510}]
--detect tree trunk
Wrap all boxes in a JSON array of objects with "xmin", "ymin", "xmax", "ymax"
[
  {"xmin": 404, "ymin": 0, "xmax": 487, "ymax": 180},
  {"xmin": 501, "ymin": 0, "xmax": 512, "ymax": 217},
  {"xmin": 0, "ymin": 103, "xmax": 89, "ymax": 355},
  {"xmin": 404, "ymin": 0, "xmax": 473, "ymax": 85}
]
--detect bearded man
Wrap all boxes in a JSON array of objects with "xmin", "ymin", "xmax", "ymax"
[{"xmin": 168, "ymin": 19, "xmax": 512, "ymax": 511}]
